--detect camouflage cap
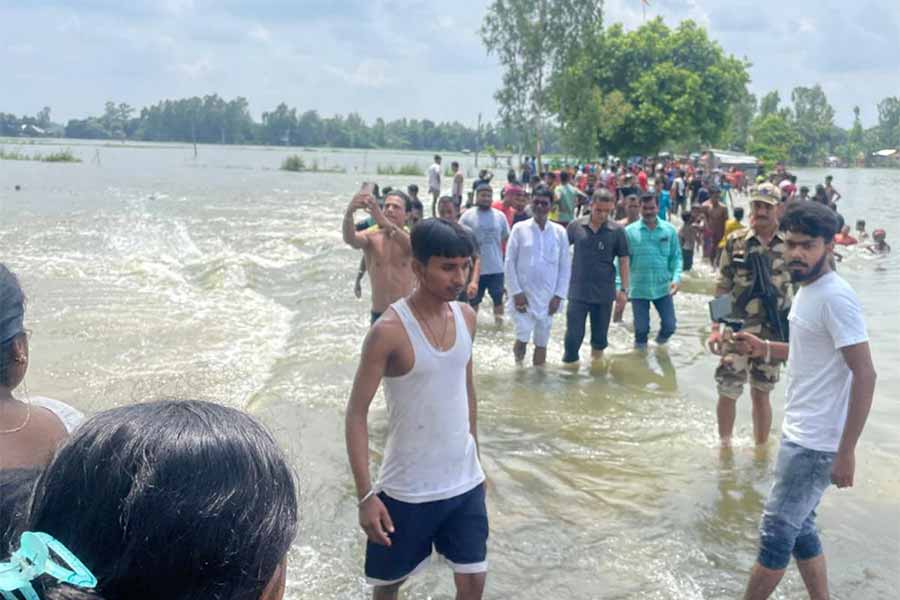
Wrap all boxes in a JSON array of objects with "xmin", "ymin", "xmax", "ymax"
[{"xmin": 751, "ymin": 182, "xmax": 780, "ymax": 205}]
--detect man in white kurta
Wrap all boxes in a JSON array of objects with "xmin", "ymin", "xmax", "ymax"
[{"xmin": 505, "ymin": 186, "xmax": 571, "ymax": 366}]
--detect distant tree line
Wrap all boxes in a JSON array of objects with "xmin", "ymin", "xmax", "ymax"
[
  {"xmin": 1, "ymin": 95, "xmax": 562, "ymax": 154},
  {"xmin": 739, "ymin": 87, "xmax": 900, "ymax": 167}
]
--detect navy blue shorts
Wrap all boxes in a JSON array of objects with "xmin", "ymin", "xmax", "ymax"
[
  {"xmin": 365, "ymin": 483, "xmax": 488, "ymax": 586},
  {"xmin": 471, "ymin": 273, "xmax": 504, "ymax": 307}
]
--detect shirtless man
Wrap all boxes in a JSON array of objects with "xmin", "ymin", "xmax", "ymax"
[
  {"xmin": 824, "ymin": 175, "xmax": 842, "ymax": 205},
  {"xmin": 343, "ymin": 190, "xmax": 416, "ymax": 325},
  {"xmin": 704, "ymin": 185, "xmax": 729, "ymax": 265}
]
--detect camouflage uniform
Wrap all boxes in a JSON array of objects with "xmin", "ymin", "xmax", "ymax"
[{"xmin": 714, "ymin": 226, "xmax": 793, "ymax": 399}]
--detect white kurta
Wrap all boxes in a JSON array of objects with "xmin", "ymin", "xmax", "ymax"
[{"xmin": 505, "ymin": 218, "xmax": 571, "ymax": 316}]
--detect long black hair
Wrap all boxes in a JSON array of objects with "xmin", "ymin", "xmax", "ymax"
[{"xmin": 23, "ymin": 400, "xmax": 298, "ymax": 600}]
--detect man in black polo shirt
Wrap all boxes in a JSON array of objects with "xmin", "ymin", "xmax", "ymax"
[{"xmin": 563, "ymin": 188, "xmax": 631, "ymax": 365}]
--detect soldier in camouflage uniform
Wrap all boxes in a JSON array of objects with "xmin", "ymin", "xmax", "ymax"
[{"xmin": 708, "ymin": 183, "xmax": 793, "ymax": 446}]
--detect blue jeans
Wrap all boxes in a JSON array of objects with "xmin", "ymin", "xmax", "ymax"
[
  {"xmin": 563, "ymin": 300, "xmax": 613, "ymax": 363},
  {"xmin": 757, "ymin": 439, "xmax": 835, "ymax": 570},
  {"xmin": 631, "ymin": 295, "xmax": 676, "ymax": 346}
]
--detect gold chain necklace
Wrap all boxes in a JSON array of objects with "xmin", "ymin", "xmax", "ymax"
[
  {"xmin": 408, "ymin": 297, "xmax": 450, "ymax": 351},
  {"xmin": 0, "ymin": 401, "xmax": 32, "ymax": 435}
]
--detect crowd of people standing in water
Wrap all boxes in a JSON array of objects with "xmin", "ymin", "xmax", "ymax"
[
  {"xmin": 341, "ymin": 155, "xmax": 878, "ymax": 599},
  {"xmin": 0, "ymin": 153, "xmax": 881, "ymax": 600}
]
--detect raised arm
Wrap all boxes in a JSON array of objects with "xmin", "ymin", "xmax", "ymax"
[
  {"xmin": 342, "ymin": 194, "xmax": 372, "ymax": 249},
  {"xmin": 368, "ymin": 197, "xmax": 412, "ymax": 254}
]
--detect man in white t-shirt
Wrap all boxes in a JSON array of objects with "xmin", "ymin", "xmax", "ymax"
[
  {"xmin": 460, "ymin": 183, "xmax": 510, "ymax": 324},
  {"xmin": 427, "ymin": 155, "xmax": 442, "ymax": 216},
  {"xmin": 733, "ymin": 202, "xmax": 877, "ymax": 600}
]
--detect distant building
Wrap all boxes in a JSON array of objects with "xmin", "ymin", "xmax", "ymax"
[{"xmin": 19, "ymin": 123, "xmax": 46, "ymax": 136}]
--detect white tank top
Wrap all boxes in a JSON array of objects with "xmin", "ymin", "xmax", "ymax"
[{"xmin": 377, "ymin": 298, "xmax": 485, "ymax": 503}]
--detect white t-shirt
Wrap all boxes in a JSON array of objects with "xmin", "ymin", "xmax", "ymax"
[
  {"xmin": 459, "ymin": 207, "xmax": 510, "ymax": 275},
  {"xmin": 427, "ymin": 163, "xmax": 441, "ymax": 192},
  {"xmin": 782, "ymin": 272, "xmax": 868, "ymax": 452}
]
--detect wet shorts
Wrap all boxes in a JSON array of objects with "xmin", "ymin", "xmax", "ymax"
[
  {"xmin": 365, "ymin": 483, "xmax": 489, "ymax": 586},
  {"xmin": 470, "ymin": 273, "xmax": 504, "ymax": 307},
  {"xmin": 715, "ymin": 341, "xmax": 782, "ymax": 399},
  {"xmin": 757, "ymin": 439, "xmax": 834, "ymax": 570}
]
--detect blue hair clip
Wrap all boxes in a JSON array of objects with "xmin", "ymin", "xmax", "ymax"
[{"xmin": 0, "ymin": 532, "xmax": 97, "ymax": 600}]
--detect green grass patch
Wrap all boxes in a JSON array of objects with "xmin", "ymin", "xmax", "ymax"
[
  {"xmin": 376, "ymin": 163, "xmax": 422, "ymax": 176},
  {"xmin": 0, "ymin": 147, "xmax": 81, "ymax": 162},
  {"xmin": 280, "ymin": 154, "xmax": 345, "ymax": 173}
]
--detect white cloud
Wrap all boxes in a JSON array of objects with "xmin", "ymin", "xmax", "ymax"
[
  {"xmin": 170, "ymin": 56, "xmax": 213, "ymax": 80},
  {"xmin": 55, "ymin": 13, "xmax": 81, "ymax": 33},
  {"xmin": 328, "ymin": 59, "xmax": 390, "ymax": 88},
  {"xmin": 248, "ymin": 24, "xmax": 271, "ymax": 44}
]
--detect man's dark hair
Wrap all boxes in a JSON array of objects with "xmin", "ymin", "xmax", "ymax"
[
  {"xmin": 451, "ymin": 161, "xmax": 459, "ymax": 169},
  {"xmin": 26, "ymin": 400, "xmax": 298, "ymax": 600},
  {"xmin": 407, "ymin": 184, "xmax": 419, "ymax": 195},
  {"xmin": 681, "ymin": 211, "xmax": 692, "ymax": 223},
  {"xmin": 533, "ymin": 185, "xmax": 554, "ymax": 199},
  {"xmin": 410, "ymin": 199, "xmax": 424, "ymax": 213},
  {"xmin": 411, "ymin": 218, "xmax": 477, "ymax": 265},
  {"xmin": 560, "ymin": 171, "xmax": 570, "ymax": 183},
  {"xmin": 507, "ymin": 169, "xmax": 517, "ymax": 184},
  {"xmin": 639, "ymin": 192, "xmax": 657, "ymax": 205},
  {"xmin": 434, "ymin": 154, "xmax": 441, "ymax": 162},
  {"xmin": 0, "ymin": 468, "xmax": 40, "ymax": 557},
  {"xmin": 734, "ymin": 206, "xmax": 745, "ymax": 221},
  {"xmin": 384, "ymin": 190, "xmax": 412, "ymax": 213},
  {"xmin": 780, "ymin": 201, "xmax": 838, "ymax": 243},
  {"xmin": 591, "ymin": 188, "xmax": 613, "ymax": 203},
  {"xmin": 530, "ymin": 175, "xmax": 541, "ymax": 185}
]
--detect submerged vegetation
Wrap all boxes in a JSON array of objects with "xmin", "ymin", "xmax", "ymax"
[
  {"xmin": 280, "ymin": 154, "xmax": 345, "ymax": 173},
  {"xmin": 0, "ymin": 147, "xmax": 81, "ymax": 162},
  {"xmin": 376, "ymin": 163, "xmax": 422, "ymax": 176}
]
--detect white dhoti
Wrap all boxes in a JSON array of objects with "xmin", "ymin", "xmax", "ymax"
[
  {"xmin": 504, "ymin": 218, "xmax": 572, "ymax": 349},
  {"xmin": 510, "ymin": 307, "xmax": 554, "ymax": 347}
]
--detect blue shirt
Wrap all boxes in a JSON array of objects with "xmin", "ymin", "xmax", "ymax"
[
  {"xmin": 658, "ymin": 190, "xmax": 670, "ymax": 219},
  {"xmin": 625, "ymin": 217, "xmax": 682, "ymax": 300}
]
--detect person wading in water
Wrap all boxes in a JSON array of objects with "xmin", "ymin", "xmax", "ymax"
[{"xmin": 346, "ymin": 219, "xmax": 488, "ymax": 600}]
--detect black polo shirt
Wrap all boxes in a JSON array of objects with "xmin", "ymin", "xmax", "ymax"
[{"xmin": 566, "ymin": 216, "xmax": 630, "ymax": 303}]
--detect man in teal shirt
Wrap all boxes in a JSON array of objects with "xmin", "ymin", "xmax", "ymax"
[{"xmin": 625, "ymin": 192, "xmax": 682, "ymax": 349}]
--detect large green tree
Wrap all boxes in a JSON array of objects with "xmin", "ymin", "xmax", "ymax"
[
  {"xmin": 877, "ymin": 97, "xmax": 900, "ymax": 149},
  {"xmin": 481, "ymin": 0, "xmax": 602, "ymax": 167},
  {"xmin": 789, "ymin": 84, "xmax": 835, "ymax": 165},
  {"xmin": 553, "ymin": 18, "xmax": 750, "ymax": 158},
  {"xmin": 722, "ymin": 87, "xmax": 756, "ymax": 151},
  {"xmin": 749, "ymin": 113, "xmax": 799, "ymax": 167}
]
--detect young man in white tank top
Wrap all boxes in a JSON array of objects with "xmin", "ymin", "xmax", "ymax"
[{"xmin": 346, "ymin": 218, "xmax": 487, "ymax": 600}]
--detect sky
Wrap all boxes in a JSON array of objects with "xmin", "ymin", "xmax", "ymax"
[{"xmin": 2, "ymin": 0, "xmax": 899, "ymax": 129}]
